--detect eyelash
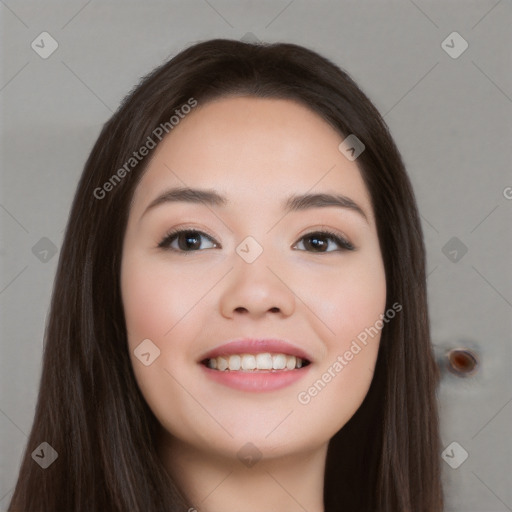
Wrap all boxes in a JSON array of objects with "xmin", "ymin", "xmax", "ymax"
[{"xmin": 157, "ymin": 227, "xmax": 355, "ymax": 253}]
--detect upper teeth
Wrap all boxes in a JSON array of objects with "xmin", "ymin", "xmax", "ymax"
[{"xmin": 207, "ymin": 353, "xmax": 304, "ymax": 371}]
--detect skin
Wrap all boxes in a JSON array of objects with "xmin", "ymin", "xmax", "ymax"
[{"xmin": 120, "ymin": 96, "xmax": 387, "ymax": 512}]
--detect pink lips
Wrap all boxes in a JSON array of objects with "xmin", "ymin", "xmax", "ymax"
[{"xmin": 198, "ymin": 338, "xmax": 313, "ymax": 393}]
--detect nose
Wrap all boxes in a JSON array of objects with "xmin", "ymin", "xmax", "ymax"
[{"xmin": 219, "ymin": 256, "xmax": 296, "ymax": 320}]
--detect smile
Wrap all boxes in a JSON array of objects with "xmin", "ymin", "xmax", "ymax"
[
  {"xmin": 203, "ymin": 353, "xmax": 309, "ymax": 371},
  {"xmin": 198, "ymin": 338, "xmax": 313, "ymax": 392}
]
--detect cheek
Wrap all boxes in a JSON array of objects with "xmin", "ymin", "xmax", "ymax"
[
  {"xmin": 121, "ymin": 254, "xmax": 208, "ymax": 347},
  {"xmin": 123, "ymin": 276, "xmax": 168, "ymax": 339},
  {"xmin": 120, "ymin": 252, "xmax": 197, "ymax": 408},
  {"xmin": 298, "ymin": 254, "xmax": 387, "ymax": 344},
  {"xmin": 291, "ymin": 250, "xmax": 386, "ymax": 431},
  {"xmin": 120, "ymin": 254, "xmax": 211, "ymax": 436}
]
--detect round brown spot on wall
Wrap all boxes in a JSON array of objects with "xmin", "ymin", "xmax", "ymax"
[{"xmin": 447, "ymin": 348, "xmax": 479, "ymax": 376}]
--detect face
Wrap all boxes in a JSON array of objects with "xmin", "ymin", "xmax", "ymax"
[{"xmin": 120, "ymin": 96, "xmax": 386, "ymax": 463}]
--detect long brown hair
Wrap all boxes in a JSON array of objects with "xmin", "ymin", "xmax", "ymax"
[{"xmin": 9, "ymin": 38, "xmax": 443, "ymax": 511}]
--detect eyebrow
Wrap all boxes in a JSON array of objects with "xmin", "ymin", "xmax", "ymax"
[{"xmin": 141, "ymin": 187, "xmax": 369, "ymax": 223}]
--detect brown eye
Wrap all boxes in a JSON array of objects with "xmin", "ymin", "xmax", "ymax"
[
  {"xmin": 294, "ymin": 231, "xmax": 354, "ymax": 253},
  {"xmin": 158, "ymin": 230, "xmax": 218, "ymax": 252}
]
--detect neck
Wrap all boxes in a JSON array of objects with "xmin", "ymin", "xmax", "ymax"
[{"xmin": 157, "ymin": 429, "xmax": 327, "ymax": 512}]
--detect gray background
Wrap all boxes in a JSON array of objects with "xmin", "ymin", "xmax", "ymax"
[{"xmin": 1, "ymin": 1, "xmax": 511, "ymax": 510}]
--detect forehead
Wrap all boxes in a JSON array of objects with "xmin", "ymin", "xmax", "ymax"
[{"xmin": 130, "ymin": 96, "xmax": 374, "ymax": 222}]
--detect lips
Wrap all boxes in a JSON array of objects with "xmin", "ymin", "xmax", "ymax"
[{"xmin": 197, "ymin": 338, "xmax": 313, "ymax": 392}]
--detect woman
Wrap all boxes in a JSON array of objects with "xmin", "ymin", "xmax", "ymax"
[{"xmin": 9, "ymin": 38, "xmax": 443, "ymax": 511}]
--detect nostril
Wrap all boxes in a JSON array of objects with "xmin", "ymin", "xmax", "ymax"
[{"xmin": 446, "ymin": 348, "xmax": 479, "ymax": 377}]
